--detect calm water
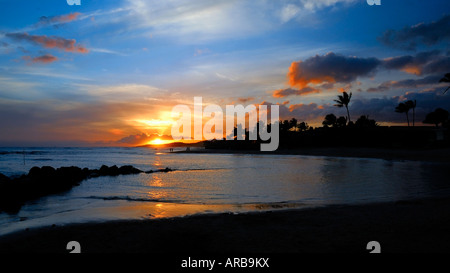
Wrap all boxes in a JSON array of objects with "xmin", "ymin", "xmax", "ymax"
[{"xmin": 1, "ymin": 147, "xmax": 450, "ymax": 235}]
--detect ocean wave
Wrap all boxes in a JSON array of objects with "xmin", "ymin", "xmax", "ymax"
[
  {"xmin": 84, "ymin": 196, "xmax": 307, "ymax": 210},
  {"xmin": 149, "ymin": 167, "xmax": 227, "ymax": 173},
  {"xmin": 0, "ymin": 151, "xmax": 47, "ymax": 155},
  {"xmin": 85, "ymin": 195, "xmax": 182, "ymax": 203}
]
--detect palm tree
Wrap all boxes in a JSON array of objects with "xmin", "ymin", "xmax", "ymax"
[
  {"xmin": 440, "ymin": 73, "xmax": 450, "ymax": 94},
  {"xmin": 395, "ymin": 102, "xmax": 410, "ymax": 126},
  {"xmin": 405, "ymin": 100, "xmax": 417, "ymax": 126},
  {"xmin": 334, "ymin": 91, "xmax": 352, "ymax": 124}
]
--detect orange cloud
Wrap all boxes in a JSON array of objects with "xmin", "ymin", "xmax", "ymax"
[
  {"xmin": 237, "ymin": 97, "xmax": 254, "ymax": 103},
  {"xmin": 288, "ymin": 103, "xmax": 319, "ymax": 112},
  {"xmin": 109, "ymin": 128, "xmax": 125, "ymax": 136},
  {"xmin": 287, "ymin": 53, "xmax": 381, "ymax": 88},
  {"xmin": 38, "ymin": 12, "xmax": 81, "ymax": 25},
  {"xmin": 27, "ymin": 54, "xmax": 58, "ymax": 64},
  {"xmin": 288, "ymin": 61, "xmax": 335, "ymax": 88},
  {"xmin": 6, "ymin": 32, "xmax": 89, "ymax": 53},
  {"xmin": 273, "ymin": 87, "xmax": 320, "ymax": 98},
  {"xmin": 399, "ymin": 65, "xmax": 422, "ymax": 75}
]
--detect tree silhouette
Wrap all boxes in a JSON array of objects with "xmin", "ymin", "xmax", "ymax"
[
  {"xmin": 289, "ymin": 118, "xmax": 298, "ymax": 131},
  {"xmin": 334, "ymin": 91, "xmax": 352, "ymax": 124},
  {"xmin": 355, "ymin": 115, "xmax": 378, "ymax": 128},
  {"xmin": 322, "ymin": 113, "xmax": 337, "ymax": 127},
  {"xmin": 298, "ymin": 121, "xmax": 309, "ymax": 131},
  {"xmin": 440, "ymin": 73, "xmax": 450, "ymax": 94},
  {"xmin": 336, "ymin": 116, "xmax": 347, "ymax": 128},
  {"xmin": 395, "ymin": 102, "xmax": 411, "ymax": 126},
  {"xmin": 405, "ymin": 100, "xmax": 417, "ymax": 126},
  {"xmin": 423, "ymin": 108, "xmax": 449, "ymax": 127},
  {"xmin": 280, "ymin": 119, "xmax": 290, "ymax": 133}
]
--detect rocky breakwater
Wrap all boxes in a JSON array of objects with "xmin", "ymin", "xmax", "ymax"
[{"xmin": 0, "ymin": 165, "xmax": 173, "ymax": 213}]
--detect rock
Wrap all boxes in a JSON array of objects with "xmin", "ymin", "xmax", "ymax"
[
  {"xmin": 99, "ymin": 165, "xmax": 110, "ymax": 175},
  {"xmin": 160, "ymin": 167, "xmax": 173, "ymax": 173},
  {"xmin": 119, "ymin": 165, "xmax": 142, "ymax": 174},
  {"xmin": 109, "ymin": 165, "xmax": 120, "ymax": 176}
]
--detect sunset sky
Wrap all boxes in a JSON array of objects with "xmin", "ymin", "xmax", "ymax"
[{"xmin": 1, "ymin": 0, "xmax": 449, "ymax": 146}]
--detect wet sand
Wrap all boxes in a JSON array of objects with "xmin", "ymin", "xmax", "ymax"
[{"xmin": 1, "ymin": 196, "xmax": 450, "ymax": 253}]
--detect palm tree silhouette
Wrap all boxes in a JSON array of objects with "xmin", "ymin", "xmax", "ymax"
[
  {"xmin": 440, "ymin": 73, "xmax": 450, "ymax": 94},
  {"xmin": 395, "ymin": 102, "xmax": 411, "ymax": 126},
  {"xmin": 334, "ymin": 91, "xmax": 352, "ymax": 124},
  {"xmin": 405, "ymin": 100, "xmax": 417, "ymax": 126}
]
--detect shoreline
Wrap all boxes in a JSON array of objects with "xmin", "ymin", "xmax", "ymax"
[
  {"xmin": 1, "ymin": 196, "xmax": 450, "ymax": 253},
  {"xmin": 174, "ymin": 146, "xmax": 450, "ymax": 162}
]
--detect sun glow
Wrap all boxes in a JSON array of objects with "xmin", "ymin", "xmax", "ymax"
[{"xmin": 148, "ymin": 138, "xmax": 174, "ymax": 145}]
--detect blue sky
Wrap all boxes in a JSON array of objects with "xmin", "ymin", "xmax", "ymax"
[{"xmin": 0, "ymin": 0, "xmax": 449, "ymax": 146}]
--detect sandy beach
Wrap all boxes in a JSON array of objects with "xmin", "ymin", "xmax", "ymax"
[{"xmin": 1, "ymin": 196, "xmax": 450, "ymax": 253}]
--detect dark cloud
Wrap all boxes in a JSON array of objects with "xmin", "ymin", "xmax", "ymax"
[
  {"xmin": 115, "ymin": 133, "xmax": 172, "ymax": 145},
  {"xmin": 367, "ymin": 75, "xmax": 443, "ymax": 93},
  {"xmin": 5, "ymin": 32, "xmax": 88, "ymax": 53},
  {"xmin": 382, "ymin": 50, "xmax": 450, "ymax": 75},
  {"xmin": 273, "ymin": 50, "xmax": 449, "ymax": 98},
  {"xmin": 378, "ymin": 14, "xmax": 450, "ymax": 51},
  {"xmin": 287, "ymin": 52, "xmax": 381, "ymax": 88},
  {"xmin": 273, "ymin": 87, "xmax": 320, "ymax": 98}
]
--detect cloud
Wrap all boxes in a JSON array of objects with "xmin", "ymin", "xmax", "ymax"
[
  {"xmin": 287, "ymin": 52, "xmax": 381, "ymax": 88},
  {"xmin": 125, "ymin": 0, "xmax": 358, "ymax": 42},
  {"xmin": 0, "ymin": 96, "xmax": 176, "ymax": 144},
  {"xmin": 89, "ymin": 48, "xmax": 127, "ymax": 56},
  {"xmin": 260, "ymin": 101, "xmax": 329, "ymax": 123},
  {"xmin": 273, "ymin": 87, "xmax": 320, "ymax": 98},
  {"xmin": 114, "ymin": 133, "xmax": 172, "ymax": 145},
  {"xmin": 5, "ymin": 32, "xmax": 88, "ymax": 53},
  {"xmin": 382, "ymin": 50, "xmax": 450, "ymax": 75},
  {"xmin": 366, "ymin": 75, "xmax": 443, "ymax": 93},
  {"xmin": 378, "ymin": 14, "xmax": 450, "ymax": 51},
  {"xmin": 22, "ymin": 54, "xmax": 58, "ymax": 64},
  {"xmin": 273, "ymin": 50, "xmax": 449, "ymax": 98},
  {"xmin": 37, "ymin": 12, "xmax": 81, "ymax": 27},
  {"xmin": 236, "ymin": 97, "xmax": 254, "ymax": 103},
  {"xmin": 299, "ymin": 0, "xmax": 357, "ymax": 11},
  {"xmin": 75, "ymin": 83, "xmax": 166, "ymax": 102},
  {"xmin": 280, "ymin": 4, "xmax": 301, "ymax": 23}
]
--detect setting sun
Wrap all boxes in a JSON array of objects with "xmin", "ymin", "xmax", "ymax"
[{"xmin": 148, "ymin": 138, "xmax": 174, "ymax": 145}]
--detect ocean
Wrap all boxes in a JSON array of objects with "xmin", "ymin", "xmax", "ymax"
[{"xmin": 1, "ymin": 146, "xmax": 450, "ymax": 235}]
